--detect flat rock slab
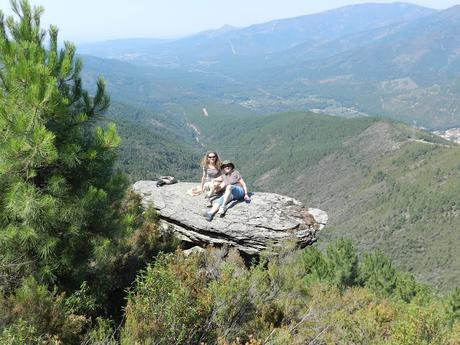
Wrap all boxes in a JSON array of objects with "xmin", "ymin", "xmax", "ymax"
[{"xmin": 133, "ymin": 181, "xmax": 328, "ymax": 255}]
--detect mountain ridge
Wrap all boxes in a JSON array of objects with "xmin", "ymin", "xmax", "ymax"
[
  {"xmin": 78, "ymin": 2, "xmax": 435, "ymax": 62},
  {"xmin": 189, "ymin": 111, "xmax": 459, "ymax": 292}
]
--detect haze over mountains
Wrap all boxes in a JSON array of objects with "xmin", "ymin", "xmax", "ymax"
[
  {"xmin": 80, "ymin": 2, "xmax": 460, "ymax": 130},
  {"xmin": 79, "ymin": 3, "xmax": 434, "ymax": 64}
]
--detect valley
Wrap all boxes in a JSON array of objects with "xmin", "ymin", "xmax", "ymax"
[
  {"xmin": 77, "ymin": 2, "xmax": 460, "ymax": 292},
  {"xmin": 192, "ymin": 112, "xmax": 460, "ymax": 292},
  {"xmin": 80, "ymin": 3, "xmax": 460, "ymax": 129},
  {"xmin": 2, "ymin": 1, "xmax": 460, "ymax": 342}
]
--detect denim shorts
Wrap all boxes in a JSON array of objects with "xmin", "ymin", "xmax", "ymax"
[{"xmin": 215, "ymin": 185, "xmax": 245, "ymax": 205}]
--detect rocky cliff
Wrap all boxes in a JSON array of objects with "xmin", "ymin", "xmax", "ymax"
[{"xmin": 133, "ymin": 181, "xmax": 328, "ymax": 255}]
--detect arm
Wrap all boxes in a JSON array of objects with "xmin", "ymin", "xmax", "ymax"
[
  {"xmin": 238, "ymin": 177, "xmax": 250, "ymax": 200},
  {"xmin": 200, "ymin": 169, "xmax": 206, "ymax": 191},
  {"xmin": 212, "ymin": 176, "xmax": 224, "ymax": 190}
]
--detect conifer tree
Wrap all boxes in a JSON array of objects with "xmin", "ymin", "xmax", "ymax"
[
  {"xmin": 0, "ymin": 0, "xmax": 125, "ymax": 287},
  {"xmin": 358, "ymin": 250, "xmax": 397, "ymax": 295},
  {"xmin": 445, "ymin": 287, "xmax": 460, "ymax": 325}
]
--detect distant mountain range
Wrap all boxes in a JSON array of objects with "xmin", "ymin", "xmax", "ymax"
[
  {"xmin": 79, "ymin": 3, "xmax": 434, "ymax": 64},
  {"xmin": 79, "ymin": 2, "xmax": 460, "ymax": 129}
]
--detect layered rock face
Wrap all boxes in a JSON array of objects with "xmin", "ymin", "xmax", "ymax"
[{"xmin": 133, "ymin": 181, "xmax": 327, "ymax": 255}]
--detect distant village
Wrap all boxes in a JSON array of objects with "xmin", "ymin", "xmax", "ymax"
[{"xmin": 433, "ymin": 127, "xmax": 460, "ymax": 144}]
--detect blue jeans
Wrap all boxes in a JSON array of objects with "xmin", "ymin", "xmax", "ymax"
[{"xmin": 215, "ymin": 185, "xmax": 244, "ymax": 206}]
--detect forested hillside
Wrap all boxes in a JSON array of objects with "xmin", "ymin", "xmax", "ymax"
[
  {"xmin": 104, "ymin": 101, "xmax": 200, "ymax": 181},
  {"xmin": 191, "ymin": 111, "xmax": 460, "ymax": 292},
  {"xmin": 1, "ymin": 1, "xmax": 459, "ymax": 344}
]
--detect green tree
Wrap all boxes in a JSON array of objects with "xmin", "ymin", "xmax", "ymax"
[
  {"xmin": 358, "ymin": 250, "xmax": 397, "ymax": 296},
  {"xmin": 0, "ymin": 0, "xmax": 125, "ymax": 288},
  {"xmin": 302, "ymin": 239, "xmax": 359, "ymax": 289},
  {"xmin": 325, "ymin": 238, "xmax": 359, "ymax": 288},
  {"xmin": 445, "ymin": 287, "xmax": 460, "ymax": 325}
]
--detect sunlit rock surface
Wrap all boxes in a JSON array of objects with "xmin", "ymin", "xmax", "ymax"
[{"xmin": 133, "ymin": 181, "xmax": 328, "ymax": 255}]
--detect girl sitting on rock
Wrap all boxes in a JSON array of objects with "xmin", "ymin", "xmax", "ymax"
[{"xmin": 200, "ymin": 151, "xmax": 222, "ymax": 198}]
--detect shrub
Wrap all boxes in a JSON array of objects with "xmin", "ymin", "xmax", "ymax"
[
  {"xmin": 1, "ymin": 276, "xmax": 88, "ymax": 343},
  {"xmin": 121, "ymin": 253, "xmax": 212, "ymax": 345}
]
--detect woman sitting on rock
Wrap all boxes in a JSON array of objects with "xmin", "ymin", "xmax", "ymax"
[
  {"xmin": 200, "ymin": 151, "xmax": 222, "ymax": 197},
  {"xmin": 205, "ymin": 160, "xmax": 250, "ymax": 221}
]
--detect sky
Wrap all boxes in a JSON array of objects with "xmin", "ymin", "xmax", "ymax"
[{"xmin": 0, "ymin": 0, "xmax": 458, "ymax": 43}]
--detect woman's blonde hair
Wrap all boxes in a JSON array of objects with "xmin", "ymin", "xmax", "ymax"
[{"xmin": 200, "ymin": 151, "xmax": 221, "ymax": 169}]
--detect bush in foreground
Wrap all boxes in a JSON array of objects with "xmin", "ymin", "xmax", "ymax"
[{"xmin": 122, "ymin": 241, "xmax": 460, "ymax": 344}]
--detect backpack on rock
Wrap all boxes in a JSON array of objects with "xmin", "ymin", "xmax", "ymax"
[{"xmin": 156, "ymin": 176, "xmax": 178, "ymax": 187}]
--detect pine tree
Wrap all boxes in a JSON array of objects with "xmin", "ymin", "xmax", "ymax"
[
  {"xmin": 445, "ymin": 287, "xmax": 460, "ymax": 325},
  {"xmin": 325, "ymin": 238, "xmax": 359, "ymax": 288},
  {"xmin": 301, "ymin": 239, "xmax": 359, "ymax": 289},
  {"xmin": 0, "ymin": 0, "xmax": 125, "ymax": 287},
  {"xmin": 358, "ymin": 250, "xmax": 397, "ymax": 296}
]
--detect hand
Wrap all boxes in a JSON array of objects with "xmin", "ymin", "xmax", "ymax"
[{"xmin": 244, "ymin": 194, "xmax": 250, "ymax": 201}]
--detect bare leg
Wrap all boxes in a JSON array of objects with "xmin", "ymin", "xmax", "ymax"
[
  {"xmin": 207, "ymin": 183, "xmax": 215, "ymax": 198},
  {"xmin": 219, "ymin": 185, "xmax": 233, "ymax": 212},
  {"xmin": 205, "ymin": 186, "xmax": 232, "ymax": 221},
  {"xmin": 209, "ymin": 203, "xmax": 220, "ymax": 216}
]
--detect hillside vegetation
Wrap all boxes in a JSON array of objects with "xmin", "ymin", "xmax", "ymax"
[
  {"xmin": 104, "ymin": 102, "xmax": 201, "ymax": 181},
  {"xmin": 194, "ymin": 111, "xmax": 460, "ymax": 292},
  {"xmin": 1, "ymin": 2, "xmax": 459, "ymax": 343},
  {"xmin": 119, "ymin": 242, "xmax": 460, "ymax": 345}
]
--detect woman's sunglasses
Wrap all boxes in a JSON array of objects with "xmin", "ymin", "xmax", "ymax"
[{"xmin": 208, "ymin": 155, "xmax": 216, "ymax": 159}]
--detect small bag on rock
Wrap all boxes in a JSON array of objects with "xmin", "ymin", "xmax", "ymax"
[{"xmin": 156, "ymin": 176, "xmax": 177, "ymax": 187}]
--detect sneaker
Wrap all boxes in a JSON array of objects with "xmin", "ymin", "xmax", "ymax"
[
  {"xmin": 203, "ymin": 212, "xmax": 213, "ymax": 222},
  {"xmin": 206, "ymin": 200, "xmax": 213, "ymax": 208}
]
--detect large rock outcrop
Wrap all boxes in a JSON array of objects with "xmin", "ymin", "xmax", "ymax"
[{"xmin": 133, "ymin": 181, "xmax": 328, "ymax": 255}]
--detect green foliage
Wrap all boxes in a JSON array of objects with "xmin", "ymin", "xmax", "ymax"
[
  {"xmin": 387, "ymin": 304, "xmax": 454, "ymax": 345},
  {"xmin": 122, "ymin": 245, "xmax": 460, "ymax": 344},
  {"xmin": 326, "ymin": 238, "xmax": 359, "ymax": 288},
  {"xmin": 121, "ymin": 253, "xmax": 212, "ymax": 345},
  {"xmin": 206, "ymin": 252, "xmax": 258, "ymax": 341},
  {"xmin": 0, "ymin": 276, "xmax": 88, "ymax": 344},
  {"xmin": 0, "ymin": 0, "xmax": 125, "ymax": 288},
  {"xmin": 0, "ymin": 182, "xmax": 179, "ymax": 343},
  {"xmin": 63, "ymin": 281, "xmax": 98, "ymax": 316},
  {"xmin": 302, "ymin": 239, "xmax": 358, "ymax": 289},
  {"xmin": 301, "ymin": 246, "xmax": 331, "ymax": 282},
  {"xmin": 83, "ymin": 317, "xmax": 117, "ymax": 345},
  {"xmin": 72, "ymin": 188, "xmax": 179, "ymax": 320},
  {"xmin": 301, "ymin": 239, "xmax": 427, "ymax": 304},
  {"xmin": 445, "ymin": 288, "xmax": 460, "ymax": 325},
  {"xmin": 0, "ymin": 319, "xmax": 43, "ymax": 345},
  {"xmin": 359, "ymin": 250, "xmax": 398, "ymax": 296},
  {"xmin": 0, "ymin": 2, "xmax": 184, "ymax": 342}
]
